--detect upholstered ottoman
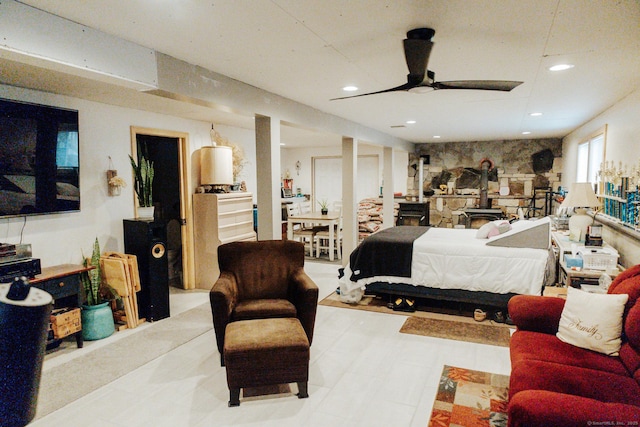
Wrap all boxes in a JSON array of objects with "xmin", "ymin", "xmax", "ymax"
[{"xmin": 223, "ymin": 317, "xmax": 310, "ymax": 406}]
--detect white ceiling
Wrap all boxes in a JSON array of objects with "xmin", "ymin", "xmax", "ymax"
[{"xmin": 7, "ymin": 0, "xmax": 640, "ymax": 147}]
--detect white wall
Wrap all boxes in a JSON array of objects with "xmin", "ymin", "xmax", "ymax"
[
  {"xmin": 0, "ymin": 84, "xmax": 245, "ymax": 267},
  {"xmin": 562, "ymin": 88, "xmax": 640, "ymax": 187},
  {"xmin": 562, "ymin": 88, "xmax": 640, "ymax": 267},
  {"xmin": 1, "ymin": 83, "xmax": 411, "ymax": 269},
  {"xmin": 281, "ymin": 144, "xmax": 409, "ymax": 198}
]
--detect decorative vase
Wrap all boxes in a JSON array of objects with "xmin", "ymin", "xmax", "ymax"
[
  {"xmin": 321, "ymin": 208, "xmax": 328, "ymax": 215},
  {"xmin": 137, "ymin": 206, "xmax": 155, "ymax": 219},
  {"xmin": 81, "ymin": 302, "xmax": 115, "ymax": 341}
]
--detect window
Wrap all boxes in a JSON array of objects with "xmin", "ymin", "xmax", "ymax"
[{"xmin": 576, "ymin": 131, "xmax": 605, "ymax": 186}]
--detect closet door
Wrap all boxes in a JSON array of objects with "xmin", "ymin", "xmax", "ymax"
[{"xmin": 312, "ymin": 155, "xmax": 379, "ymax": 209}]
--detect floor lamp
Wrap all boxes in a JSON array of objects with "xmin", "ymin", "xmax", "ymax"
[{"xmin": 560, "ymin": 182, "xmax": 600, "ymax": 242}]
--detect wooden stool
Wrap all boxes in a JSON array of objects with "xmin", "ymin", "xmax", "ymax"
[{"xmin": 223, "ymin": 317, "xmax": 310, "ymax": 407}]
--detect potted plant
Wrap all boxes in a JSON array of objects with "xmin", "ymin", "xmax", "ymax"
[
  {"xmin": 80, "ymin": 238, "xmax": 117, "ymax": 340},
  {"xmin": 318, "ymin": 199, "xmax": 329, "ymax": 215},
  {"xmin": 129, "ymin": 154, "xmax": 154, "ymax": 218}
]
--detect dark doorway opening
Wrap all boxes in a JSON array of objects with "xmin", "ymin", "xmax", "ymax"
[{"xmin": 135, "ymin": 134, "xmax": 183, "ymax": 288}]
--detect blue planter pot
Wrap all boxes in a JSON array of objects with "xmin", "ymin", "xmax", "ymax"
[{"xmin": 81, "ymin": 302, "xmax": 115, "ymax": 341}]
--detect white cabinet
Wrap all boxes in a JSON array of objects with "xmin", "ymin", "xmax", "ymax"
[{"xmin": 193, "ymin": 192, "xmax": 256, "ymax": 289}]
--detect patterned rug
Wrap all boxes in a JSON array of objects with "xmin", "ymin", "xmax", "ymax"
[{"xmin": 429, "ymin": 365, "xmax": 509, "ymax": 427}]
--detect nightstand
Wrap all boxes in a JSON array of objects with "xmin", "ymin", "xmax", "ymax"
[
  {"xmin": 551, "ymin": 231, "xmax": 620, "ymax": 288},
  {"xmin": 557, "ymin": 257, "xmax": 620, "ymax": 288}
]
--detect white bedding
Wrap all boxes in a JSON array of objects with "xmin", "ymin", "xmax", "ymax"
[{"xmin": 340, "ymin": 218, "xmax": 551, "ymax": 296}]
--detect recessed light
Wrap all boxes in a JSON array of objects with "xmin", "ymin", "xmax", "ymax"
[
  {"xmin": 280, "ymin": 143, "xmax": 285, "ymax": 146},
  {"xmin": 433, "ymin": 135, "xmax": 441, "ymax": 139},
  {"xmin": 406, "ymin": 120, "xmax": 416, "ymax": 124},
  {"xmin": 529, "ymin": 112, "xmax": 543, "ymax": 117},
  {"xmin": 548, "ymin": 64, "xmax": 574, "ymax": 71},
  {"xmin": 522, "ymin": 131, "xmax": 531, "ymax": 135},
  {"xmin": 342, "ymin": 85, "xmax": 358, "ymax": 92}
]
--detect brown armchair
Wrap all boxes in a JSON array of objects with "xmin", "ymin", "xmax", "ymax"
[{"xmin": 209, "ymin": 240, "xmax": 319, "ymax": 365}]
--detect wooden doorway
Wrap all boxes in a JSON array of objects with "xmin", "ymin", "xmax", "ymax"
[{"xmin": 130, "ymin": 126, "xmax": 194, "ymax": 290}]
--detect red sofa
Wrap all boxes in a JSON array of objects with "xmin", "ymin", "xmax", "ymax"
[{"xmin": 507, "ymin": 264, "xmax": 640, "ymax": 427}]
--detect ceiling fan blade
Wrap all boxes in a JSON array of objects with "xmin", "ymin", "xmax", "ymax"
[
  {"xmin": 432, "ymin": 80, "xmax": 523, "ymax": 92},
  {"xmin": 330, "ymin": 82, "xmax": 415, "ymax": 100}
]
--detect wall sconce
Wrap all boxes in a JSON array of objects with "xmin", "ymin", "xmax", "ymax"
[{"xmin": 296, "ymin": 160, "xmax": 301, "ymax": 176}]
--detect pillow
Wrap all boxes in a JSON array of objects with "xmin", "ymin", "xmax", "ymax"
[
  {"xmin": 476, "ymin": 220, "xmax": 511, "ymax": 239},
  {"xmin": 489, "ymin": 221, "xmax": 512, "ymax": 237},
  {"xmin": 476, "ymin": 222, "xmax": 496, "ymax": 239},
  {"xmin": 486, "ymin": 216, "xmax": 551, "ymax": 249},
  {"xmin": 556, "ymin": 287, "xmax": 628, "ymax": 356}
]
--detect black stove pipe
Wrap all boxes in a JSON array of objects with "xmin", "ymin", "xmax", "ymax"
[{"xmin": 479, "ymin": 158, "xmax": 493, "ymax": 209}]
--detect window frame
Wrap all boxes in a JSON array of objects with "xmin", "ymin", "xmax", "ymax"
[{"xmin": 576, "ymin": 125, "xmax": 607, "ymax": 193}]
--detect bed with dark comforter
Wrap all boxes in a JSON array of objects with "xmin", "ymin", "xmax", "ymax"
[{"xmin": 339, "ymin": 217, "xmax": 555, "ymax": 308}]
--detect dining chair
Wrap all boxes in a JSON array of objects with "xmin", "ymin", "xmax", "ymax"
[
  {"xmin": 315, "ymin": 208, "xmax": 342, "ymax": 260},
  {"xmin": 287, "ymin": 202, "xmax": 316, "ymax": 257}
]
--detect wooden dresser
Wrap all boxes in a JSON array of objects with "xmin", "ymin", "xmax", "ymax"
[{"xmin": 193, "ymin": 192, "xmax": 256, "ymax": 289}]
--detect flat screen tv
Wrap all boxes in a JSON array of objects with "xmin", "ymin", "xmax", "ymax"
[{"xmin": 0, "ymin": 98, "xmax": 80, "ymax": 218}]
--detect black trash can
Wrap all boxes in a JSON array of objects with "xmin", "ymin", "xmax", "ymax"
[{"xmin": 0, "ymin": 277, "xmax": 53, "ymax": 427}]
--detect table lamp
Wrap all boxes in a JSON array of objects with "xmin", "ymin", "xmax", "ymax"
[
  {"xmin": 200, "ymin": 145, "xmax": 233, "ymax": 192},
  {"xmin": 560, "ymin": 182, "xmax": 600, "ymax": 241}
]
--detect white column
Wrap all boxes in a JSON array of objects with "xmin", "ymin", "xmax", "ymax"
[
  {"xmin": 255, "ymin": 115, "xmax": 282, "ymax": 240},
  {"xmin": 342, "ymin": 137, "xmax": 358, "ymax": 265},
  {"xmin": 382, "ymin": 146, "xmax": 395, "ymax": 228},
  {"xmin": 418, "ymin": 157, "xmax": 424, "ymax": 203}
]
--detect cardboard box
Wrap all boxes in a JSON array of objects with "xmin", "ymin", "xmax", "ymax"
[{"xmin": 50, "ymin": 307, "xmax": 81, "ymax": 339}]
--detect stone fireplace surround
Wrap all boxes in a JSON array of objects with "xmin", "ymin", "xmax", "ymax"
[{"xmin": 408, "ymin": 139, "xmax": 563, "ymax": 228}]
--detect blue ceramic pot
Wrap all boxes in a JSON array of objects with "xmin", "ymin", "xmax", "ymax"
[{"xmin": 81, "ymin": 302, "xmax": 115, "ymax": 341}]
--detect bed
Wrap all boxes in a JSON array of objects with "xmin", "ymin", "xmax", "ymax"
[{"xmin": 338, "ymin": 217, "xmax": 555, "ymax": 309}]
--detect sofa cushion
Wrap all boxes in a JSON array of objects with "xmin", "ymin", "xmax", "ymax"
[
  {"xmin": 510, "ymin": 330, "xmax": 629, "ymax": 376},
  {"xmin": 609, "ymin": 264, "xmax": 640, "ymax": 315},
  {"xmin": 557, "ymin": 287, "xmax": 628, "ymax": 356},
  {"xmin": 233, "ymin": 299, "xmax": 297, "ymax": 321},
  {"xmin": 509, "ymin": 359, "xmax": 640, "ymax": 406},
  {"xmin": 509, "ymin": 390, "xmax": 640, "ymax": 427}
]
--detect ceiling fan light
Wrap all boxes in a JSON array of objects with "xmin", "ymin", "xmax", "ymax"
[{"xmin": 548, "ymin": 64, "xmax": 574, "ymax": 72}]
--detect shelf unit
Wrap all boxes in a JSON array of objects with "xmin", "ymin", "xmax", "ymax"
[
  {"xmin": 599, "ymin": 183, "xmax": 639, "ymax": 231},
  {"xmin": 193, "ymin": 192, "xmax": 256, "ymax": 289}
]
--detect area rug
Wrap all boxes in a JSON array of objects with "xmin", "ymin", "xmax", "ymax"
[
  {"xmin": 320, "ymin": 291, "xmax": 513, "ymax": 328},
  {"xmin": 400, "ymin": 316, "xmax": 511, "ymax": 347},
  {"xmin": 429, "ymin": 365, "xmax": 509, "ymax": 427},
  {"xmin": 36, "ymin": 302, "xmax": 212, "ymax": 420}
]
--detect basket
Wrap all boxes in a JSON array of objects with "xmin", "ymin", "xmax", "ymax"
[
  {"xmin": 50, "ymin": 307, "xmax": 82, "ymax": 339},
  {"xmin": 578, "ymin": 247, "xmax": 618, "ymax": 271}
]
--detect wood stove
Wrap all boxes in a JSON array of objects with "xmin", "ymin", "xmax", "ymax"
[
  {"xmin": 397, "ymin": 202, "xmax": 430, "ymax": 226},
  {"xmin": 463, "ymin": 208, "xmax": 504, "ymax": 229}
]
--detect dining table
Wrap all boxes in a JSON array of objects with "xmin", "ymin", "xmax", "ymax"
[{"xmin": 287, "ymin": 210, "xmax": 341, "ymax": 261}]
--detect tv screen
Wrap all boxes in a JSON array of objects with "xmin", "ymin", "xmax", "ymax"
[{"xmin": 0, "ymin": 98, "xmax": 80, "ymax": 218}]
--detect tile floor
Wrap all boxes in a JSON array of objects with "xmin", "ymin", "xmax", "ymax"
[{"xmin": 33, "ymin": 261, "xmax": 511, "ymax": 427}]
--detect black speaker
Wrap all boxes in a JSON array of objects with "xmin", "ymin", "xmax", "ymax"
[{"xmin": 123, "ymin": 219, "xmax": 170, "ymax": 321}]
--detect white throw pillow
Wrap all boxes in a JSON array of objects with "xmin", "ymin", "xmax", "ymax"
[
  {"xmin": 556, "ymin": 287, "xmax": 628, "ymax": 356},
  {"xmin": 476, "ymin": 222, "xmax": 496, "ymax": 238}
]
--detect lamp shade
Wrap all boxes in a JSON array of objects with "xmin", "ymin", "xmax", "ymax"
[
  {"xmin": 560, "ymin": 182, "xmax": 600, "ymax": 242},
  {"xmin": 200, "ymin": 146, "xmax": 233, "ymax": 185},
  {"xmin": 560, "ymin": 182, "xmax": 600, "ymax": 209}
]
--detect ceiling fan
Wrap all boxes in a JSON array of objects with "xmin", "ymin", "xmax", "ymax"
[{"xmin": 332, "ymin": 27, "xmax": 523, "ymax": 100}]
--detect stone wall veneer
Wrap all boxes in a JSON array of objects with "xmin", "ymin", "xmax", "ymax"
[{"xmin": 408, "ymin": 139, "xmax": 563, "ymax": 228}]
